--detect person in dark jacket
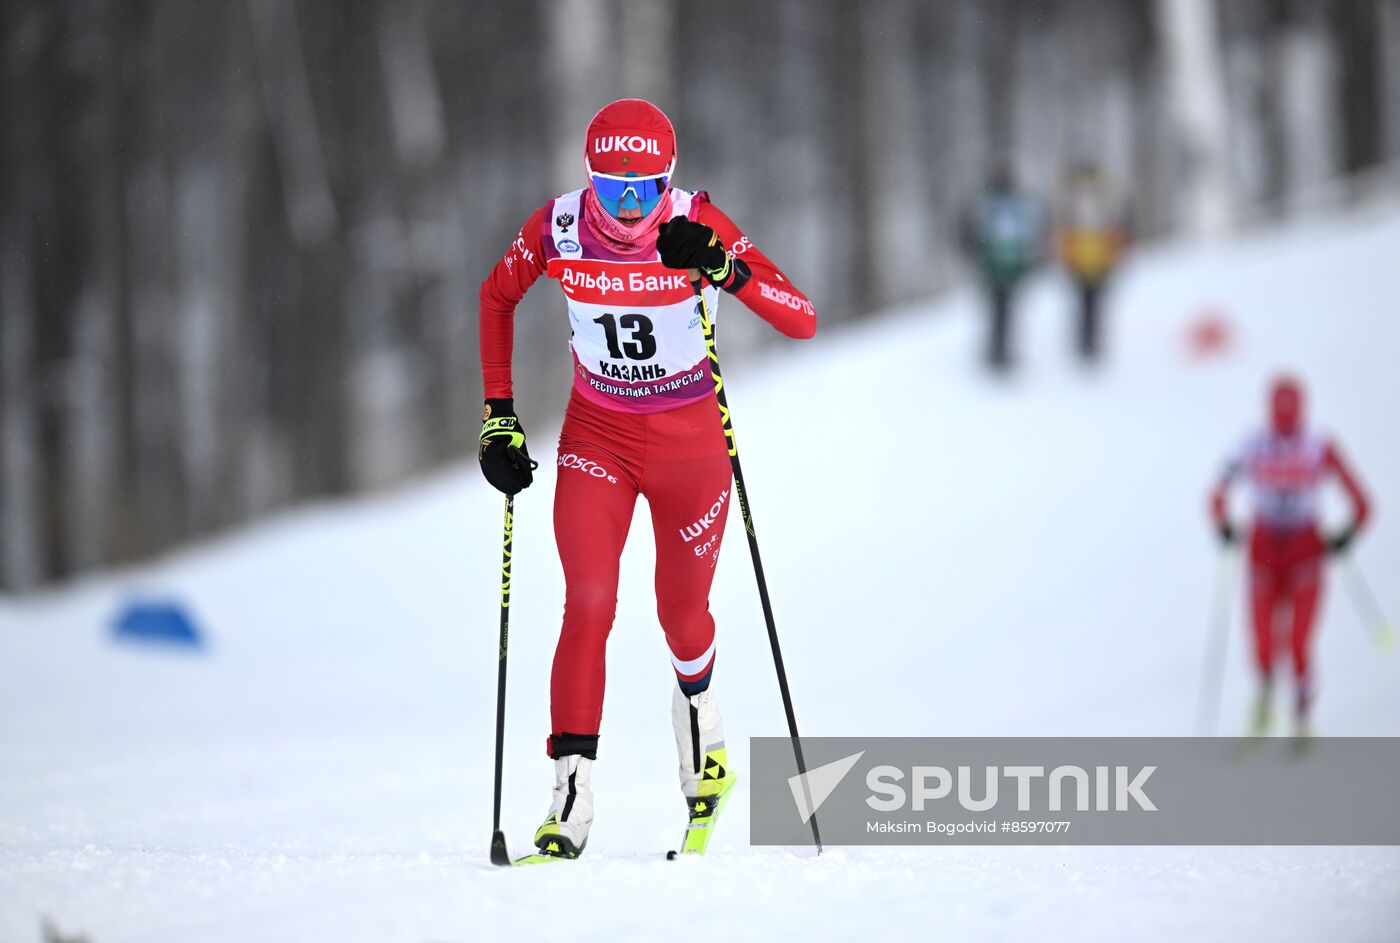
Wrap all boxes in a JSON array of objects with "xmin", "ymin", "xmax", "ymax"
[{"xmin": 962, "ymin": 167, "xmax": 1047, "ymax": 372}]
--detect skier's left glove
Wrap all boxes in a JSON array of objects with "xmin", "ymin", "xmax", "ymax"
[
  {"xmin": 1216, "ymin": 521, "xmax": 1237, "ymax": 547},
  {"xmin": 1327, "ymin": 524, "xmax": 1358, "ymax": 556},
  {"xmin": 657, "ymin": 217, "xmax": 749, "ymax": 292},
  {"xmin": 479, "ymin": 399, "xmax": 538, "ymax": 496}
]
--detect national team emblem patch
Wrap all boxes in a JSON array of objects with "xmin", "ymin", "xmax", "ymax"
[{"xmin": 556, "ymin": 212, "xmax": 575, "ymax": 231}]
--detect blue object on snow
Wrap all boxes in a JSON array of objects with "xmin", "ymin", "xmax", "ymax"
[{"xmin": 112, "ymin": 600, "xmax": 206, "ymax": 650}]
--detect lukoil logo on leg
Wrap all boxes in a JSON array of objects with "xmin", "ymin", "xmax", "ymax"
[{"xmin": 678, "ymin": 489, "xmax": 729, "ymax": 543}]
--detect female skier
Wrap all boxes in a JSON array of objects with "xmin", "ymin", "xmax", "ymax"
[
  {"xmin": 1210, "ymin": 375, "xmax": 1371, "ymax": 738},
  {"xmin": 477, "ymin": 99, "xmax": 816, "ymax": 857}
]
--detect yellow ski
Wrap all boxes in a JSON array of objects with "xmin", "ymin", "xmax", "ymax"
[{"xmin": 670, "ymin": 751, "xmax": 738, "ymax": 858}]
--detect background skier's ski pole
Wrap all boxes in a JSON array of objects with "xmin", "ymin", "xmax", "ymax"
[
  {"xmin": 490, "ymin": 494, "xmax": 515, "ymax": 866},
  {"xmin": 692, "ymin": 276, "xmax": 822, "ymax": 853},
  {"xmin": 1340, "ymin": 555, "xmax": 1396, "ymax": 653},
  {"xmin": 1197, "ymin": 547, "xmax": 1237, "ymax": 736}
]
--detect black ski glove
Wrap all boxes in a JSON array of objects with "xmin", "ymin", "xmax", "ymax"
[
  {"xmin": 1327, "ymin": 524, "xmax": 1358, "ymax": 556},
  {"xmin": 1217, "ymin": 521, "xmax": 1237, "ymax": 547},
  {"xmin": 657, "ymin": 217, "xmax": 749, "ymax": 292},
  {"xmin": 479, "ymin": 399, "xmax": 538, "ymax": 495}
]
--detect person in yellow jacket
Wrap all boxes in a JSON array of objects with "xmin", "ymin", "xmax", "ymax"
[{"xmin": 1056, "ymin": 161, "xmax": 1130, "ymax": 363}]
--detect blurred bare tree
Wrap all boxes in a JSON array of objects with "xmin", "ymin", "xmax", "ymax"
[{"xmin": 3, "ymin": 0, "xmax": 1399, "ymax": 590}]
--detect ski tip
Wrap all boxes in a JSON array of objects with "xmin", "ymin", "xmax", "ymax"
[
  {"xmin": 665, "ymin": 850, "xmax": 678, "ymax": 861},
  {"xmin": 489, "ymin": 830, "xmax": 512, "ymax": 867}
]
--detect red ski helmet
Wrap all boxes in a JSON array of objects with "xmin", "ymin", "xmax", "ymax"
[
  {"xmin": 584, "ymin": 99, "xmax": 676, "ymax": 177},
  {"xmin": 1269, "ymin": 375, "xmax": 1304, "ymax": 436}
]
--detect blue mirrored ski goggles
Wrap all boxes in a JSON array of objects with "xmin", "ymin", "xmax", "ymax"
[{"xmin": 589, "ymin": 171, "xmax": 670, "ymax": 216}]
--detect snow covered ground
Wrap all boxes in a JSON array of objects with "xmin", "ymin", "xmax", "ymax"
[{"xmin": 4, "ymin": 203, "xmax": 1400, "ymax": 942}]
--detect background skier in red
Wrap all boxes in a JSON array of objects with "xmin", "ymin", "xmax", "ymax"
[
  {"xmin": 1210, "ymin": 376, "xmax": 1371, "ymax": 738},
  {"xmin": 477, "ymin": 99, "xmax": 816, "ymax": 858}
]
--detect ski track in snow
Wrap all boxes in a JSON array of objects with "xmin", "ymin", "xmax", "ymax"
[{"xmin": 4, "ymin": 205, "xmax": 1400, "ymax": 941}]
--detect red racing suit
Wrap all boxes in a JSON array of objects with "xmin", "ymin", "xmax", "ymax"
[
  {"xmin": 479, "ymin": 186, "xmax": 815, "ymax": 739},
  {"xmin": 1210, "ymin": 430, "xmax": 1370, "ymax": 697}
]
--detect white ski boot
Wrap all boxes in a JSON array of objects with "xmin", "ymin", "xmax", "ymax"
[
  {"xmin": 1248, "ymin": 679, "xmax": 1273, "ymax": 738},
  {"xmin": 534, "ymin": 752, "xmax": 594, "ymax": 859},
  {"xmin": 671, "ymin": 686, "xmax": 737, "ymax": 856}
]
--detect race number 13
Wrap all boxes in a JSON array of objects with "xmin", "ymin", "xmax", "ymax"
[{"xmin": 593, "ymin": 313, "xmax": 656, "ymax": 360}]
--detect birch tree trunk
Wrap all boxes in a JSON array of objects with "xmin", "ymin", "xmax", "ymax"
[{"xmin": 1156, "ymin": 0, "xmax": 1236, "ymax": 235}]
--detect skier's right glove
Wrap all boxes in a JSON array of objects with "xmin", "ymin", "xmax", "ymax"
[
  {"xmin": 657, "ymin": 217, "xmax": 749, "ymax": 292},
  {"xmin": 479, "ymin": 399, "xmax": 538, "ymax": 495},
  {"xmin": 1217, "ymin": 521, "xmax": 1237, "ymax": 546}
]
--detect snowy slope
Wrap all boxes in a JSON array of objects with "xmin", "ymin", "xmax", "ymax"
[{"xmin": 3, "ymin": 203, "xmax": 1400, "ymax": 942}]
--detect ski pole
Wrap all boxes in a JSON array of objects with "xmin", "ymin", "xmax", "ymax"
[
  {"xmin": 490, "ymin": 494, "xmax": 515, "ymax": 866},
  {"xmin": 692, "ymin": 276, "xmax": 822, "ymax": 853},
  {"xmin": 1197, "ymin": 547, "xmax": 1238, "ymax": 736},
  {"xmin": 1339, "ymin": 555, "xmax": 1396, "ymax": 653}
]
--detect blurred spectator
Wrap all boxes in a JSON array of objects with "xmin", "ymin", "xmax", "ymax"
[
  {"xmin": 961, "ymin": 168, "xmax": 1048, "ymax": 372},
  {"xmin": 1056, "ymin": 161, "xmax": 1131, "ymax": 364}
]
